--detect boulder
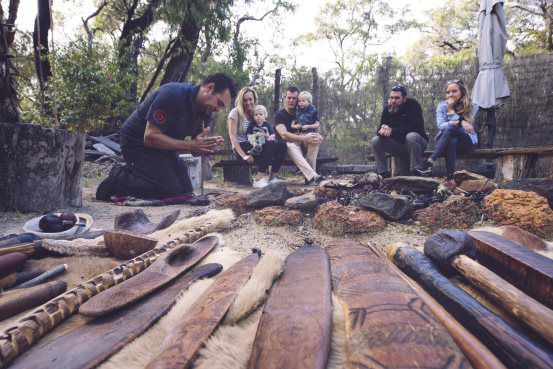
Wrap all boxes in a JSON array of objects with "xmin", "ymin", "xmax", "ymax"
[
  {"xmin": 213, "ymin": 193, "xmax": 248, "ymax": 215},
  {"xmin": 484, "ymin": 189, "xmax": 553, "ymax": 235},
  {"xmin": 285, "ymin": 192, "xmax": 318, "ymax": 210},
  {"xmin": 356, "ymin": 192, "xmax": 412, "ymax": 221},
  {"xmin": 252, "ymin": 206, "xmax": 303, "ymax": 226},
  {"xmin": 313, "ymin": 201, "xmax": 386, "ymax": 235},
  {"xmin": 314, "ymin": 187, "xmax": 339, "ymax": 198},
  {"xmin": 458, "ymin": 179, "xmax": 497, "ymax": 192},
  {"xmin": 499, "ymin": 225, "xmax": 548, "ymax": 251},
  {"xmin": 453, "ymin": 170, "xmax": 487, "ymax": 184},
  {"xmin": 383, "ymin": 176, "xmax": 441, "ymax": 193},
  {"xmin": 245, "ymin": 182, "xmax": 290, "ymax": 208},
  {"xmin": 413, "ymin": 195, "xmax": 480, "ymax": 230},
  {"xmin": 498, "ymin": 178, "xmax": 553, "ymax": 209}
]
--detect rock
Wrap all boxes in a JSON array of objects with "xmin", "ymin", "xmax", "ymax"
[
  {"xmin": 498, "ymin": 178, "xmax": 553, "ymax": 209},
  {"xmin": 252, "ymin": 206, "xmax": 303, "ymax": 226},
  {"xmin": 499, "ymin": 225, "xmax": 548, "ymax": 251},
  {"xmin": 484, "ymin": 189, "xmax": 553, "ymax": 235},
  {"xmin": 314, "ymin": 187, "xmax": 339, "ymax": 198},
  {"xmin": 213, "ymin": 193, "xmax": 248, "ymax": 215},
  {"xmin": 413, "ymin": 195, "xmax": 480, "ymax": 230},
  {"xmin": 245, "ymin": 182, "xmax": 291, "ymax": 208},
  {"xmin": 356, "ymin": 192, "xmax": 412, "ymax": 221},
  {"xmin": 458, "ymin": 179, "xmax": 497, "ymax": 192},
  {"xmin": 289, "ymin": 188, "xmax": 311, "ymax": 197},
  {"xmin": 285, "ymin": 192, "xmax": 318, "ymax": 210},
  {"xmin": 313, "ymin": 201, "xmax": 386, "ymax": 235},
  {"xmin": 453, "ymin": 170, "xmax": 486, "ymax": 184},
  {"xmin": 383, "ymin": 176, "xmax": 441, "ymax": 193},
  {"xmin": 353, "ymin": 172, "xmax": 380, "ymax": 187}
]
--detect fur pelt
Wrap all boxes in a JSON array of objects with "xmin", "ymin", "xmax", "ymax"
[
  {"xmin": 224, "ymin": 253, "xmax": 284, "ymax": 324},
  {"xmin": 327, "ymin": 295, "xmax": 347, "ymax": 369}
]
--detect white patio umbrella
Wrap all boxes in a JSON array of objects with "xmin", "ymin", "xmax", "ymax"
[{"xmin": 471, "ymin": 0, "xmax": 511, "ymax": 147}]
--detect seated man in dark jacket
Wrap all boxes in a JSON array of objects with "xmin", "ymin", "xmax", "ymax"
[{"xmin": 370, "ymin": 84, "xmax": 428, "ymax": 178}]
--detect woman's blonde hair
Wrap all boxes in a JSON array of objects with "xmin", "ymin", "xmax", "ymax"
[
  {"xmin": 298, "ymin": 91, "xmax": 313, "ymax": 104},
  {"xmin": 253, "ymin": 105, "xmax": 268, "ymax": 119},
  {"xmin": 447, "ymin": 80, "xmax": 473, "ymax": 122},
  {"xmin": 235, "ymin": 86, "xmax": 258, "ymax": 122}
]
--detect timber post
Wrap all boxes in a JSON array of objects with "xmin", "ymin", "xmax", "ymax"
[
  {"xmin": 312, "ymin": 67, "xmax": 319, "ymax": 108},
  {"xmin": 273, "ymin": 68, "xmax": 281, "ymax": 115}
]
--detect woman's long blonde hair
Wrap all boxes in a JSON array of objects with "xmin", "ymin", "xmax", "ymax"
[
  {"xmin": 447, "ymin": 80, "xmax": 473, "ymax": 122},
  {"xmin": 235, "ymin": 86, "xmax": 258, "ymax": 122}
]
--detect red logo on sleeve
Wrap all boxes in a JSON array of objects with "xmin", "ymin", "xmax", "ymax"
[{"xmin": 153, "ymin": 110, "xmax": 167, "ymax": 124}]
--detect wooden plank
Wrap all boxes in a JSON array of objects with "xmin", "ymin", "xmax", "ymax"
[
  {"xmin": 145, "ymin": 251, "xmax": 260, "ymax": 369},
  {"xmin": 80, "ymin": 235, "xmax": 219, "ymax": 316},
  {"xmin": 495, "ymin": 153, "xmax": 538, "ymax": 182},
  {"xmin": 247, "ymin": 245, "xmax": 332, "ymax": 369},
  {"xmin": 468, "ymin": 231, "xmax": 553, "ymax": 310},
  {"xmin": 388, "ymin": 244, "xmax": 553, "ymax": 369},
  {"xmin": 90, "ymin": 136, "xmax": 121, "ymax": 153},
  {"xmin": 328, "ymin": 240, "xmax": 470, "ymax": 369},
  {"xmin": 368, "ymin": 146, "xmax": 553, "ymax": 161},
  {"xmin": 213, "ymin": 157, "xmax": 339, "ymax": 167},
  {"xmin": 8, "ymin": 264, "xmax": 222, "ymax": 369}
]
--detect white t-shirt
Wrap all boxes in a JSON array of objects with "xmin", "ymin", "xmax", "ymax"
[{"xmin": 228, "ymin": 107, "xmax": 251, "ymax": 145}]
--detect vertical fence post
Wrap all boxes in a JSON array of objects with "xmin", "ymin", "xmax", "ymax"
[
  {"xmin": 273, "ymin": 68, "xmax": 281, "ymax": 115},
  {"xmin": 312, "ymin": 67, "xmax": 319, "ymax": 108}
]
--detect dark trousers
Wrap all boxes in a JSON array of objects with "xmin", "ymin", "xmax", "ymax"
[
  {"xmin": 431, "ymin": 126, "xmax": 475, "ymax": 179},
  {"xmin": 236, "ymin": 140, "xmax": 287, "ymax": 173},
  {"xmin": 117, "ymin": 146, "xmax": 193, "ymax": 199}
]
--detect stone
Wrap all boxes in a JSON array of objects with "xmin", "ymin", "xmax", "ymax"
[
  {"xmin": 356, "ymin": 192, "xmax": 412, "ymax": 221},
  {"xmin": 458, "ymin": 179, "xmax": 497, "ymax": 192},
  {"xmin": 484, "ymin": 189, "xmax": 553, "ymax": 235},
  {"xmin": 289, "ymin": 188, "xmax": 311, "ymax": 197},
  {"xmin": 252, "ymin": 206, "xmax": 303, "ymax": 226},
  {"xmin": 499, "ymin": 225, "xmax": 548, "ymax": 251},
  {"xmin": 314, "ymin": 187, "xmax": 339, "ymax": 198},
  {"xmin": 245, "ymin": 182, "xmax": 291, "ymax": 208},
  {"xmin": 285, "ymin": 192, "xmax": 318, "ymax": 210},
  {"xmin": 453, "ymin": 170, "xmax": 487, "ymax": 184},
  {"xmin": 313, "ymin": 201, "xmax": 386, "ymax": 235},
  {"xmin": 383, "ymin": 176, "xmax": 441, "ymax": 193},
  {"xmin": 353, "ymin": 172, "xmax": 380, "ymax": 187},
  {"xmin": 213, "ymin": 193, "xmax": 248, "ymax": 216},
  {"xmin": 499, "ymin": 178, "xmax": 553, "ymax": 209},
  {"xmin": 413, "ymin": 195, "xmax": 480, "ymax": 230}
]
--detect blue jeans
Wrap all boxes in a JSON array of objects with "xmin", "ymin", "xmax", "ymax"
[{"xmin": 431, "ymin": 126, "xmax": 475, "ymax": 179}]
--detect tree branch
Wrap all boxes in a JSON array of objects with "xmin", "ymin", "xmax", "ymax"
[
  {"xmin": 82, "ymin": 0, "xmax": 109, "ymax": 43},
  {"xmin": 233, "ymin": 5, "xmax": 279, "ymax": 45}
]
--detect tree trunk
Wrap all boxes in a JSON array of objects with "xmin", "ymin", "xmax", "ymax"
[
  {"xmin": 0, "ymin": 1, "xmax": 20, "ymax": 123},
  {"xmin": 33, "ymin": 0, "xmax": 52, "ymax": 89},
  {"xmin": 0, "ymin": 123, "xmax": 85, "ymax": 212}
]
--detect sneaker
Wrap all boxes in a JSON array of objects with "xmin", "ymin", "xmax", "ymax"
[
  {"xmin": 268, "ymin": 177, "xmax": 284, "ymax": 184},
  {"xmin": 253, "ymin": 178, "xmax": 269, "ymax": 189},
  {"xmin": 415, "ymin": 161, "xmax": 433, "ymax": 175},
  {"xmin": 96, "ymin": 164, "xmax": 125, "ymax": 201},
  {"xmin": 313, "ymin": 175, "xmax": 326, "ymax": 185}
]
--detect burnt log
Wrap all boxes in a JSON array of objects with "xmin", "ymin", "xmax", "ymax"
[{"xmin": 0, "ymin": 123, "xmax": 85, "ymax": 212}]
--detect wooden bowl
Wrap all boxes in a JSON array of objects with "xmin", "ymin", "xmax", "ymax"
[{"xmin": 103, "ymin": 230, "xmax": 158, "ymax": 260}]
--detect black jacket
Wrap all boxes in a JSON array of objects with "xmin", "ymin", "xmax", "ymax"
[{"xmin": 378, "ymin": 98, "xmax": 428, "ymax": 143}]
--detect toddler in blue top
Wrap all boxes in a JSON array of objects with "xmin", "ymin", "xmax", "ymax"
[
  {"xmin": 291, "ymin": 91, "xmax": 320, "ymax": 134},
  {"xmin": 246, "ymin": 105, "xmax": 275, "ymax": 156}
]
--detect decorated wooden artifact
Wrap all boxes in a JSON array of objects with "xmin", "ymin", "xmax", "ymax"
[
  {"xmin": 80, "ymin": 236, "xmax": 218, "ymax": 316},
  {"xmin": 0, "ymin": 281, "xmax": 67, "ymax": 321},
  {"xmin": 8, "ymin": 263, "xmax": 222, "ymax": 369},
  {"xmin": 0, "ymin": 222, "xmax": 217, "ymax": 368},
  {"xmin": 247, "ymin": 242, "xmax": 332, "ymax": 369},
  {"xmin": 103, "ymin": 229, "xmax": 158, "ymax": 259},
  {"xmin": 388, "ymin": 244, "xmax": 553, "ymax": 369},
  {"xmin": 468, "ymin": 230, "xmax": 553, "ymax": 309},
  {"xmin": 146, "ymin": 250, "xmax": 261, "ymax": 369},
  {"xmin": 0, "ymin": 253, "xmax": 27, "ymax": 278},
  {"xmin": 327, "ymin": 240, "xmax": 470, "ymax": 369},
  {"xmin": 425, "ymin": 231, "xmax": 553, "ymax": 346}
]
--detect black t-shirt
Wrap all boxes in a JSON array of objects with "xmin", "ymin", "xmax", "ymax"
[
  {"xmin": 378, "ymin": 98, "xmax": 428, "ymax": 143},
  {"xmin": 273, "ymin": 108, "xmax": 297, "ymax": 140},
  {"xmin": 120, "ymin": 83, "xmax": 210, "ymax": 151},
  {"xmin": 246, "ymin": 121, "xmax": 275, "ymax": 135}
]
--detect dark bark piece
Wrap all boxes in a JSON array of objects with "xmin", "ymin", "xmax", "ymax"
[
  {"xmin": 468, "ymin": 230, "xmax": 553, "ymax": 309},
  {"xmin": 0, "ymin": 252, "xmax": 27, "ymax": 278},
  {"xmin": 114, "ymin": 209, "xmax": 180, "ymax": 234},
  {"xmin": 0, "ymin": 281, "xmax": 66, "ymax": 321},
  {"xmin": 146, "ymin": 252, "xmax": 260, "ymax": 369},
  {"xmin": 80, "ymin": 236, "xmax": 218, "ymax": 316},
  {"xmin": 328, "ymin": 240, "xmax": 470, "ymax": 369},
  {"xmin": 383, "ymin": 176, "xmax": 441, "ymax": 193},
  {"xmin": 8, "ymin": 264, "xmax": 222, "ymax": 369},
  {"xmin": 0, "ymin": 123, "xmax": 85, "ymax": 212},
  {"xmin": 245, "ymin": 181, "xmax": 290, "ymax": 208},
  {"xmin": 389, "ymin": 245, "xmax": 553, "ymax": 369},
  {"xmin": 357, "ymin": 192, "xmax": 412, "ymax": 220},
  {"xmin": 424, "ymin": 230, "xmax": 477, "ymax": 276},
  {"xmin": 247, "ymin": 245, "xmax": 332, "ymax": 369}
]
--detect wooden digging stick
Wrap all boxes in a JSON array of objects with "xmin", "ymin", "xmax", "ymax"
[
  {"xmin": 424, "ymin": 231, "xmax": 553, "ymax": 346},
  {"xmin": 0, "ymin": 281, "xmax": 67, "ymax": 322},
  {"xmin": 388, "ymin": 244, "xmax": 553, "ymax": 369},
  {"xmin": 247, "ymin": 243, "xmax": 332, "ymax": 369},
  {"xmin": 0, "ymin": 222, "xmax": 217, "ymax": 368},
  {"xmin": 327, "ymin": 240, "xmax": 471, "ymax": 369},
  {"xmin": 0, "ymin": 241, "xmax": 40, "ymax": 257},
  {"xmin": 468, "ymin": 230, "xmax": 553, "ymax": 310},
  {"xmin": 384, "ymin": 242, "xmax": 507, "ymax": 369}
]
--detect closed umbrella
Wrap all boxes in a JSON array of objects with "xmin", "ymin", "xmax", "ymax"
[{"xmin": 471, "ymin": 0, "xmax": 510, "ymax": 148}]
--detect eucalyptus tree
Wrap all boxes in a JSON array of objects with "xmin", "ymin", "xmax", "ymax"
[{"xmin": 0, "ymin": 0, "xmax": 20, "ymax": 123}]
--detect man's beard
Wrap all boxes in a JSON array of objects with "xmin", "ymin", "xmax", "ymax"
[{"xmin": 387, "ymin": 104, "xmax": 399, "ymax": 114}]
